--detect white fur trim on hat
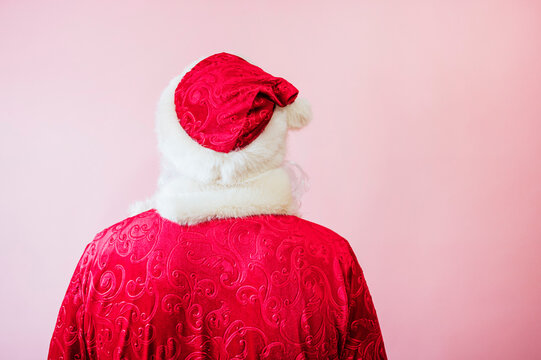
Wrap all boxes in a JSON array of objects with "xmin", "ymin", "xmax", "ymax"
[
  {"xmin": 286, "ymin": 97, "xmax": 312, "ymax": 129},
  {"xmin": 155, "ymin": 59, "xmax": 312, "ymax": 186}
]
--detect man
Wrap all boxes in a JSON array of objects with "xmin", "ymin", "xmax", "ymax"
[{"xmin": 48, "ymin": 52, "xmax": 387, "ymax": 359}]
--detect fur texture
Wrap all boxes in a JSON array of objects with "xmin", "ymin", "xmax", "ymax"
[
  {"xmin": 131, "ymin": 168, "xmax": 296, "ymax": 225},
  {"xmin": 286, "ymin": 97, "xmax": 312, "ymax": 129}
]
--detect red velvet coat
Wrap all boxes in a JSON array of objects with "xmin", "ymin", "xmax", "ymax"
[{"xmin": 48, "ymin": 209, "xmax": 387, "ymax": 359}]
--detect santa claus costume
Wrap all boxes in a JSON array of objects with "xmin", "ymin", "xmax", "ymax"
[{"xmin": 48, "ymin": 52, "xmax": 388, "ymax": 360}]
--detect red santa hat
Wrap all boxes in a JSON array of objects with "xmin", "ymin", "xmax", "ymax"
[
  {"xmin": 155, "ymin": 52, "xmax": 312, "ymax": 185},
  {"xmin": 175, "ymin": 52, "xmax": 302, "ymax": 153}
]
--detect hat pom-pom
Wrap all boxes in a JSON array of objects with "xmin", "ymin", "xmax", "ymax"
[{"xmin": 286, "ymin": 97, "xmax": 312, "ymax": 129}]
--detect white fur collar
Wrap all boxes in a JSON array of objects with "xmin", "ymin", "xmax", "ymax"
[{"xmin": 129, "ymin": 167, "xmax": 298, "ymax": 225}]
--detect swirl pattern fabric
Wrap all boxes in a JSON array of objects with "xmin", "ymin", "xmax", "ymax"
[
  {"xmin": 48, "ymin": 210, "xmax": 387, "ymax": 359},
  {"xmin": 174, "ymin": 52, "xmax": 299, "ymax": 152}
]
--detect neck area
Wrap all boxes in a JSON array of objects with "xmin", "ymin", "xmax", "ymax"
[{"xmin": 129, "ymin": 167, "xmax": 298, "ymax": 226}]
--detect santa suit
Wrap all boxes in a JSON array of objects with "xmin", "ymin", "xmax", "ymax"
[{"xmin": 48, "ymin": 53, "xmax": 387, "ymax": 360}]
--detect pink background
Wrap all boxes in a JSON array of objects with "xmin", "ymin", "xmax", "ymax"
[{"xmin": 1, "ymin": 1, "xmax": 540, "ymax": 358}]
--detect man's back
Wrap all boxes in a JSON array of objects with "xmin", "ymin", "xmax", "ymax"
[
  {"xmin": 48, "ymin": 209, "xmax": 386, "ymax": 359},
  {"xmin": 48, "ymin": 52, "xmax": 387, "ymax": 359}
]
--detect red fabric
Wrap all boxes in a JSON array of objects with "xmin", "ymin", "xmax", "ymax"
[
  {"xmin": 48, "ymin": 210, "xmax": 387, "ymax": 359},
  {"xmin": 174, "ymin": 52, "xmax": 299, "ymax": 153}
]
